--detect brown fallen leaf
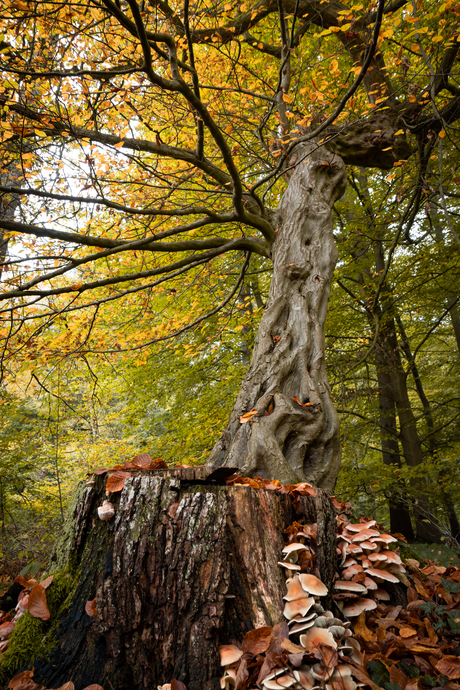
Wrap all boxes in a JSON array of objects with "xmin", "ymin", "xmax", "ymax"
[
  {"xmin": 148, "ymin": 459, "xmax": 169, "ymax": 469},
  {"xmin": 81, "ymin": 686, "xmax": 105, "ymax": 690},
  {"xmin": 28, "ymin": 583, "xmax": 50, "ymax": 621},
  {"xmin": 241, "ymin": 626, "xmax": 272, "ymax": 656},
  {"xmin": 106, "ymin": 470, "xmax": 131, "ymax": 493},
  {"xmin": 239, "ymin": 408, "xmax": 258, "ymax": 424},
  {"xmin": 8, "ymin": 671, "xmax": 35, "ymax": 689},
  {"xmin": 55, "ymin": 683, "xmax": 75, "ymax": 690},
  {"xmin": 399, "ymin": 626, "xmax": 417, "ymax": 638},
  {"xmin": 436, "ymin": 656, "xmax": 460, "ymax": 680},
  {"xmin": 390, "ymin": 663, "xmax": 409, "ymax": 689},
  {"xmin": 130, "ymin": 453, "xmax": 153, "ymax": 468},
  {"xmin": 280, "ymin": 638, "xmax": 305, "ymax": 654}
]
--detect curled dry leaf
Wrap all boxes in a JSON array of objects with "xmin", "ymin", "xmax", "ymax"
[
  {"xmin": 292, "ymin": 396, "xmax": 314, "ymax": 407},
  {"xmin": 28, "ymin": 583, "xmax": 50, "ymax": 621},
  {"xmin": 8, "ymin": 671, "xmax": 35, "ymax": 688},
  {"xmin": 239, "ymin": 408, "xmax": 258, "ymax": 424},
  {"xmin": 106, "ymin": 470, "xmax": 131, "ymax": 493},
  {"xmin": 168, "ymin": 502, "xmax": 180, "ymax": 519},
  {"xmin": 241, "ymin": 626, "xmax": 272, "ymax": 655},
  {"xmin": 148, "ymin": 459, "xmax": 169, "ymax": 469},
  {"xmin": 54, "ymin": 683, "xmax": 74, "ymax": 690}
]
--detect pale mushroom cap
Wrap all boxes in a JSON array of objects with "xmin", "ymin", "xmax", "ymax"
[
  {"xmin": 284, "ymin": 597, "xmax": 315, "ymax": 620},
  {"xmin": 346, "ymin": 544, "xmax": 363, "ymax": 554},
  {"xmin": 365, "ymin": 568, "xmax": 399, "ymax": 583},
  {"xmin": 278, "ymin": 561, "xmax": 301, "ymax": 571},
  {"xmin": 342, "ymin": 557, "xmax": 358, "ymax": 568},
  {"xmin": 284, "ymin": 576, "xmax": 309, "ymax": 602},
  {"xmin": 381, "ymin": 550, "xmax": 402, "ymax": 564},
  {"xmin": 345, "ymin": 520, "xmax": 376, "ymax": 532},
  {"xmin": 374, "ymin": 588, "xmax": 391, "ymax": 601},
  {"xmin": 263, "ymin": 675, "xmax": 297, "ymax": 689},
  {"xmin": 299, "ymin": 574, "xmax": 328, "ymax": 597},
  {"xmin": 363, "ymin": 577, "xmax": 378, "ymax": 591},
  {"xmin": 288, "ymin": 612, "xmax": 317, "ymax": 625},
  {"xmin": 342, "ymin": 565, "xmax": 363, "ymax": 580},
  {"xmin": 293, "ymin": 669, "xmax": 315, "ymax": 690},
  {"xmin": 311, "ymin": 664, "xmax": 334, "ymax": 681},
  {"xmin": 218, "ymin": 645, "xmax": 243, "ymax": 666},
  {"xmin": 343, "ymin": 597, "xmax": 377, "ymax": 617},
  {"xmin": 334, "ymin": 580, "xmax": 367, "ymax": 594},
  {"xmin": 283, "ymin": 542, "xmax": 308, "ymax": 555},
  {"xmin": 98, "ymin": 501, "xmax": 115, "ymax": 521},
  {"xmin": 359, "ymin": 541, "xmax": 378, "ymax": 551},
  {"xmin": 300, "ymin": 627, "xmax": 337, "ymax": 652},
  {"xmin": 289, "ymin": 620, "xmax": 316, "ymax": 634},
  {"xmin": 332, "ymin": 664, "xmax": 353, "ymax": 679},
  {"xmin": 368, "ymin": 553, "xmax": 388, "ymax": 563},
  {"xmin": 351, "ymin": 529, "xmax": 380, "ymax": 542},
  {"xmin": 370, "ymin": 534, "xmax": 397, "ymax": 544}
]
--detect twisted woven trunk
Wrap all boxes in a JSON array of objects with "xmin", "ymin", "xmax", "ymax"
[{"xmin": 209, "ymin": 144, "xmax": 347, "ymax": 491}]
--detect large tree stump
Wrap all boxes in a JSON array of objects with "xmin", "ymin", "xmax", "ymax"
[{"xmin": 5, "ymin": 468, "xmax": 337, "ymax": 690}]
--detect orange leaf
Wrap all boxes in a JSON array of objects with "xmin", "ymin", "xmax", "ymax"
[
  {"xmin": 55, "ymin": 683, "xmax": 75, "ymax": 690},
  {"xmin": 85, "ymin": 599, "xmax": 97, "ymax": 617},
  {"xmin": 399, "ymin": 626, "xmax": 417, "ymax": 638},
  {"xmin": 292, "ymin": 396, "xmax": 313, "ymax": 407},
  {"xmin": 348, "ymin": 662, "xmax": 384, "ymax": 690},
  {"xmin": 40, "ymin": 575, "xmax": 54, "ymax": 590},
  {"xmin": 8, "ymin": 671, "xmax": 35, "ymax": 689},
  {"xmin": 28, "ymin": 583, "xmax": 50, "ymax": 621},
  {"xmin": 148, "ymin": 459, "xmax": 168, "ymax": 469},
  {"xmin": 390, "ymin": 664, "xmax": 408, "ymax": 689},
  {"xmin": 131, "ymin": 453, "xmax": 152, "ymax": 468},
  {"xmin": 81, "ymin": 686, "xmax": 105, "ymax": 690},
  {"xmin": 354, "ymin": 611, "xmax": 376, "ymax": 642},
  {"xmin": 171, "ymin": 681, "xmax": 187, "ymax": 690},
  {"xmin": 106, "ymin": 470, "xmax": 131, "ymax": 493},
  {"xmin": 436, "ymin": 656, "xmax": 460, "ymax": 680},
  {"xmin": 242, "ymin": 626, "xmax": 272, "ymax": 655},
  {"xmin": 239, "ymin": 408, "xmax": 258, "ymax": 423}
]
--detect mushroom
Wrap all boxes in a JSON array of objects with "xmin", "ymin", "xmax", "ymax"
[
  {"xmin": 283, "ymin": 543, "xmax": 309, "ymax": 556},
  {"xmin": 288, "ymin": 612, "xmax": 317, "ymax": 625},
  {"xmin": 300, "ymin": 627, "xmax": 337, "ymax": 652},
  {"xmin": 278, "ymin": 561, "xmax": 301, "ymax": 573},
  {"xmin": 218, "ymin": 645, "xmax": 243, "ymax": 667},
  {"xmin": 293, "ymin": 668, "xmax": 315, "ymax": 690},
  {"xmin": 342, "ymin": 598, "xmax": 377, "ymax": 617},
  {"xmin": 97, "ymin": 500, "xmax": 115, "ymax": 521},
  {"xmin": 263, "ymin": 675, "xmax": 297, "ymax": 689},
  {"xmin": 220, "ymin": 668, "xmax": 237, "ymax": 689},
  {"xmin": 328, "ymin": 625, "xmax": 348, "ymax": 639},
  {"xmin": 299, "ymin": 574, "xmax": 328, "ymax": 597},
  {"xmin": 365, "ymin": 568, "xmax": 399, "ymax": 584},
  {"xmin": 284, "ymin": 576, "xmax": 309, "ymax": 602},
  {"xmin": 345, "ymin": 520, "xmax": 376, "ymax": 532},
  {"xmin": 346, "ymin": 544, "xmax": 363, "ymax": 555},
  {"xmin": 370, "ymin": 534, "xmax": 397, "ymax": 545},
  {"xmin": 368, "ymin": 553, "xmax": 388, "ymax": 564},
  {"xmin": 342, "ymin": 557, "xmax": 358, "ymax": 568},
  {"xmin": 380, "ymin": 550, "xmax": 402, "ymax": 564},
  {"xmin": 289, "ymin": 619, "xmax": 317, "ymax": 634},
  {"xmin": 363, "ymin": 577, "xmax": 378, "ymax": 591},
  {"xmin": 359, "ymin": 541, "xmax": 378, "ymax": 552},
  {"xmin": 284, "ymin": 597, "xmax": 315, "ymax": 620},
  {"xmin": 311, "ymin": 664, "xmax": 334, "ymax": 682},
  {"xmin": 351, "ymin": 529, "xmax": 380, "ymax": 542},
  {"xmin": 374, "ymin": 588, "xmax": 390, "ymax": 601},
  {"xmin": 342, "ymin": 565, "xmax": 363, "ymax": 580},
  {"xmin": 334, "ymin": 581, "xmax": 367, "ymax": 594}
]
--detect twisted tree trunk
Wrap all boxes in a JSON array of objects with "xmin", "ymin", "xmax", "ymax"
[
  {"xmin": 1, "ymin": 468, "xmax": 337, "ymax": 690},
  {"xmin": 208, "ymin": 144, "xmax": 347, "ymax": 491}
]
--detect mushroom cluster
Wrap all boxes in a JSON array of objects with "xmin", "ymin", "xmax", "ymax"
[
  {"xmin": 335, "ymin": 518, "xmax": 408, "ymax": 616},
  {"xmin": 218, "ymin": 527, "xmax": 367, "ymax": 690}
]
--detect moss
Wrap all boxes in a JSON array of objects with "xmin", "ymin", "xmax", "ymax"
[{"xmin": 0, "ymin": 565, "xmax": 78, "ymax": 686}]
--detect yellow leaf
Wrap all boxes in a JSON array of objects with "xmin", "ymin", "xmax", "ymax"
[
  {"xmin": 282, "ymin": 93, "xmax": 292, "ymax": 103},
  {"xmin": 113, "ymin": 141, "xmax": 125, "ymax": 149},
  {"xmin": 394, "ymin": 129, "xmax": 404, "ymax": 135},
  {"xmin": 330, "ymin": 59, "xmax": 338, "ymax": 72},
  {"xmin": 439, "ymin": 129, "xmax": 446, "ymax": 138}
]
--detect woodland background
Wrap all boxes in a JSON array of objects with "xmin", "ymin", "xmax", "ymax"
[{"xmin": 0, "ymin": 0, "xmax": 459, "ymax": 583}]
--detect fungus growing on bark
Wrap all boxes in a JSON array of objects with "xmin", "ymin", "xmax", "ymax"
[
  {"xmin": 299, "ymin": 627, "xmax": 337, "ymax": 652},
  {"xmin": 299, "ymin": 574, "xmax": 328, "ymax": 597},
  {"xmin": 97, "ymin": 500, "xmax": 115, "ymax": 521},
  {"xmin": 342, "ymin": 598, "xmax": 377, "ymax": 617},
  {"xmin": 334, "ymin": 581, "xmax": 367, "ymax": 594},
  {"xmin": 374, "ymin": 588, "xmax": 391, "ymax": 601},
  {"xmin": 218, "ymin": 645, "xmax": 243, "ymax": 666},
  {"xmin": 346, "ymin": 521, "xmax": 376, "ymax": 532},
  {"xmin": 365, "ymin": 568, "xmax": 399, "ymax": 583},
  {"xmin": 284, "ymin": 576, "xmax": 309, "ymax": 602},
  {"xmin": 284, "ymin": 597, "xmax": 315, "ymax": 620}
]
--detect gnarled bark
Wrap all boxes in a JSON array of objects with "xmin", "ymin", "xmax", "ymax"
[{"xmin": 208, "ymin": 144, "xmax": 347, "ymax": 491}]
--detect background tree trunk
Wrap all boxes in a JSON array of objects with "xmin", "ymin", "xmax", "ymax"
[
  {"xmin": 13, "ymin": 468, "xmax": 337, "ymax": 690},
  {"xmin": 208, "ymin": 144, "xmax": 347, "ymax": 491}
]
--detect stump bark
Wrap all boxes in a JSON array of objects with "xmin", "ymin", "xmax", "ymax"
[{"xmin": 16, "ymin": 468, "xmax": 337, "ymax": 690}]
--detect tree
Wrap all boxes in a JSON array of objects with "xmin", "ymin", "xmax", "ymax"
[{"xmin": 0, "ymin": 0, "xmax": 459, "ymax": 491}]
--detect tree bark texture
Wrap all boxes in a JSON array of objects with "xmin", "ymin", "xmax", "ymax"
[
  {"xmin": 209, "ymin": 144, "xmax": 347, "ymax": 491},
  {"xmin": 20, "ymin": 468, "xmax": 337, "ymax": 690}
]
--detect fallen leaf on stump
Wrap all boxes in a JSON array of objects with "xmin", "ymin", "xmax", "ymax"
[
  {"xmin": 106, "ymin": 471, "xmax": 131, "ymax": 493},
  {"xmin": 241, "ymin": 626, "xmax": 272, "ymax": 655},
  {"xmin": 85, "ymin": 599, "xmax": 97, "ymax": 617}
]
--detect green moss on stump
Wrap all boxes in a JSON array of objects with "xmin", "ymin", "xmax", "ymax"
[{"xmin": 0, "ymin": 568, "xmax": 77, "ymax": 687}]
